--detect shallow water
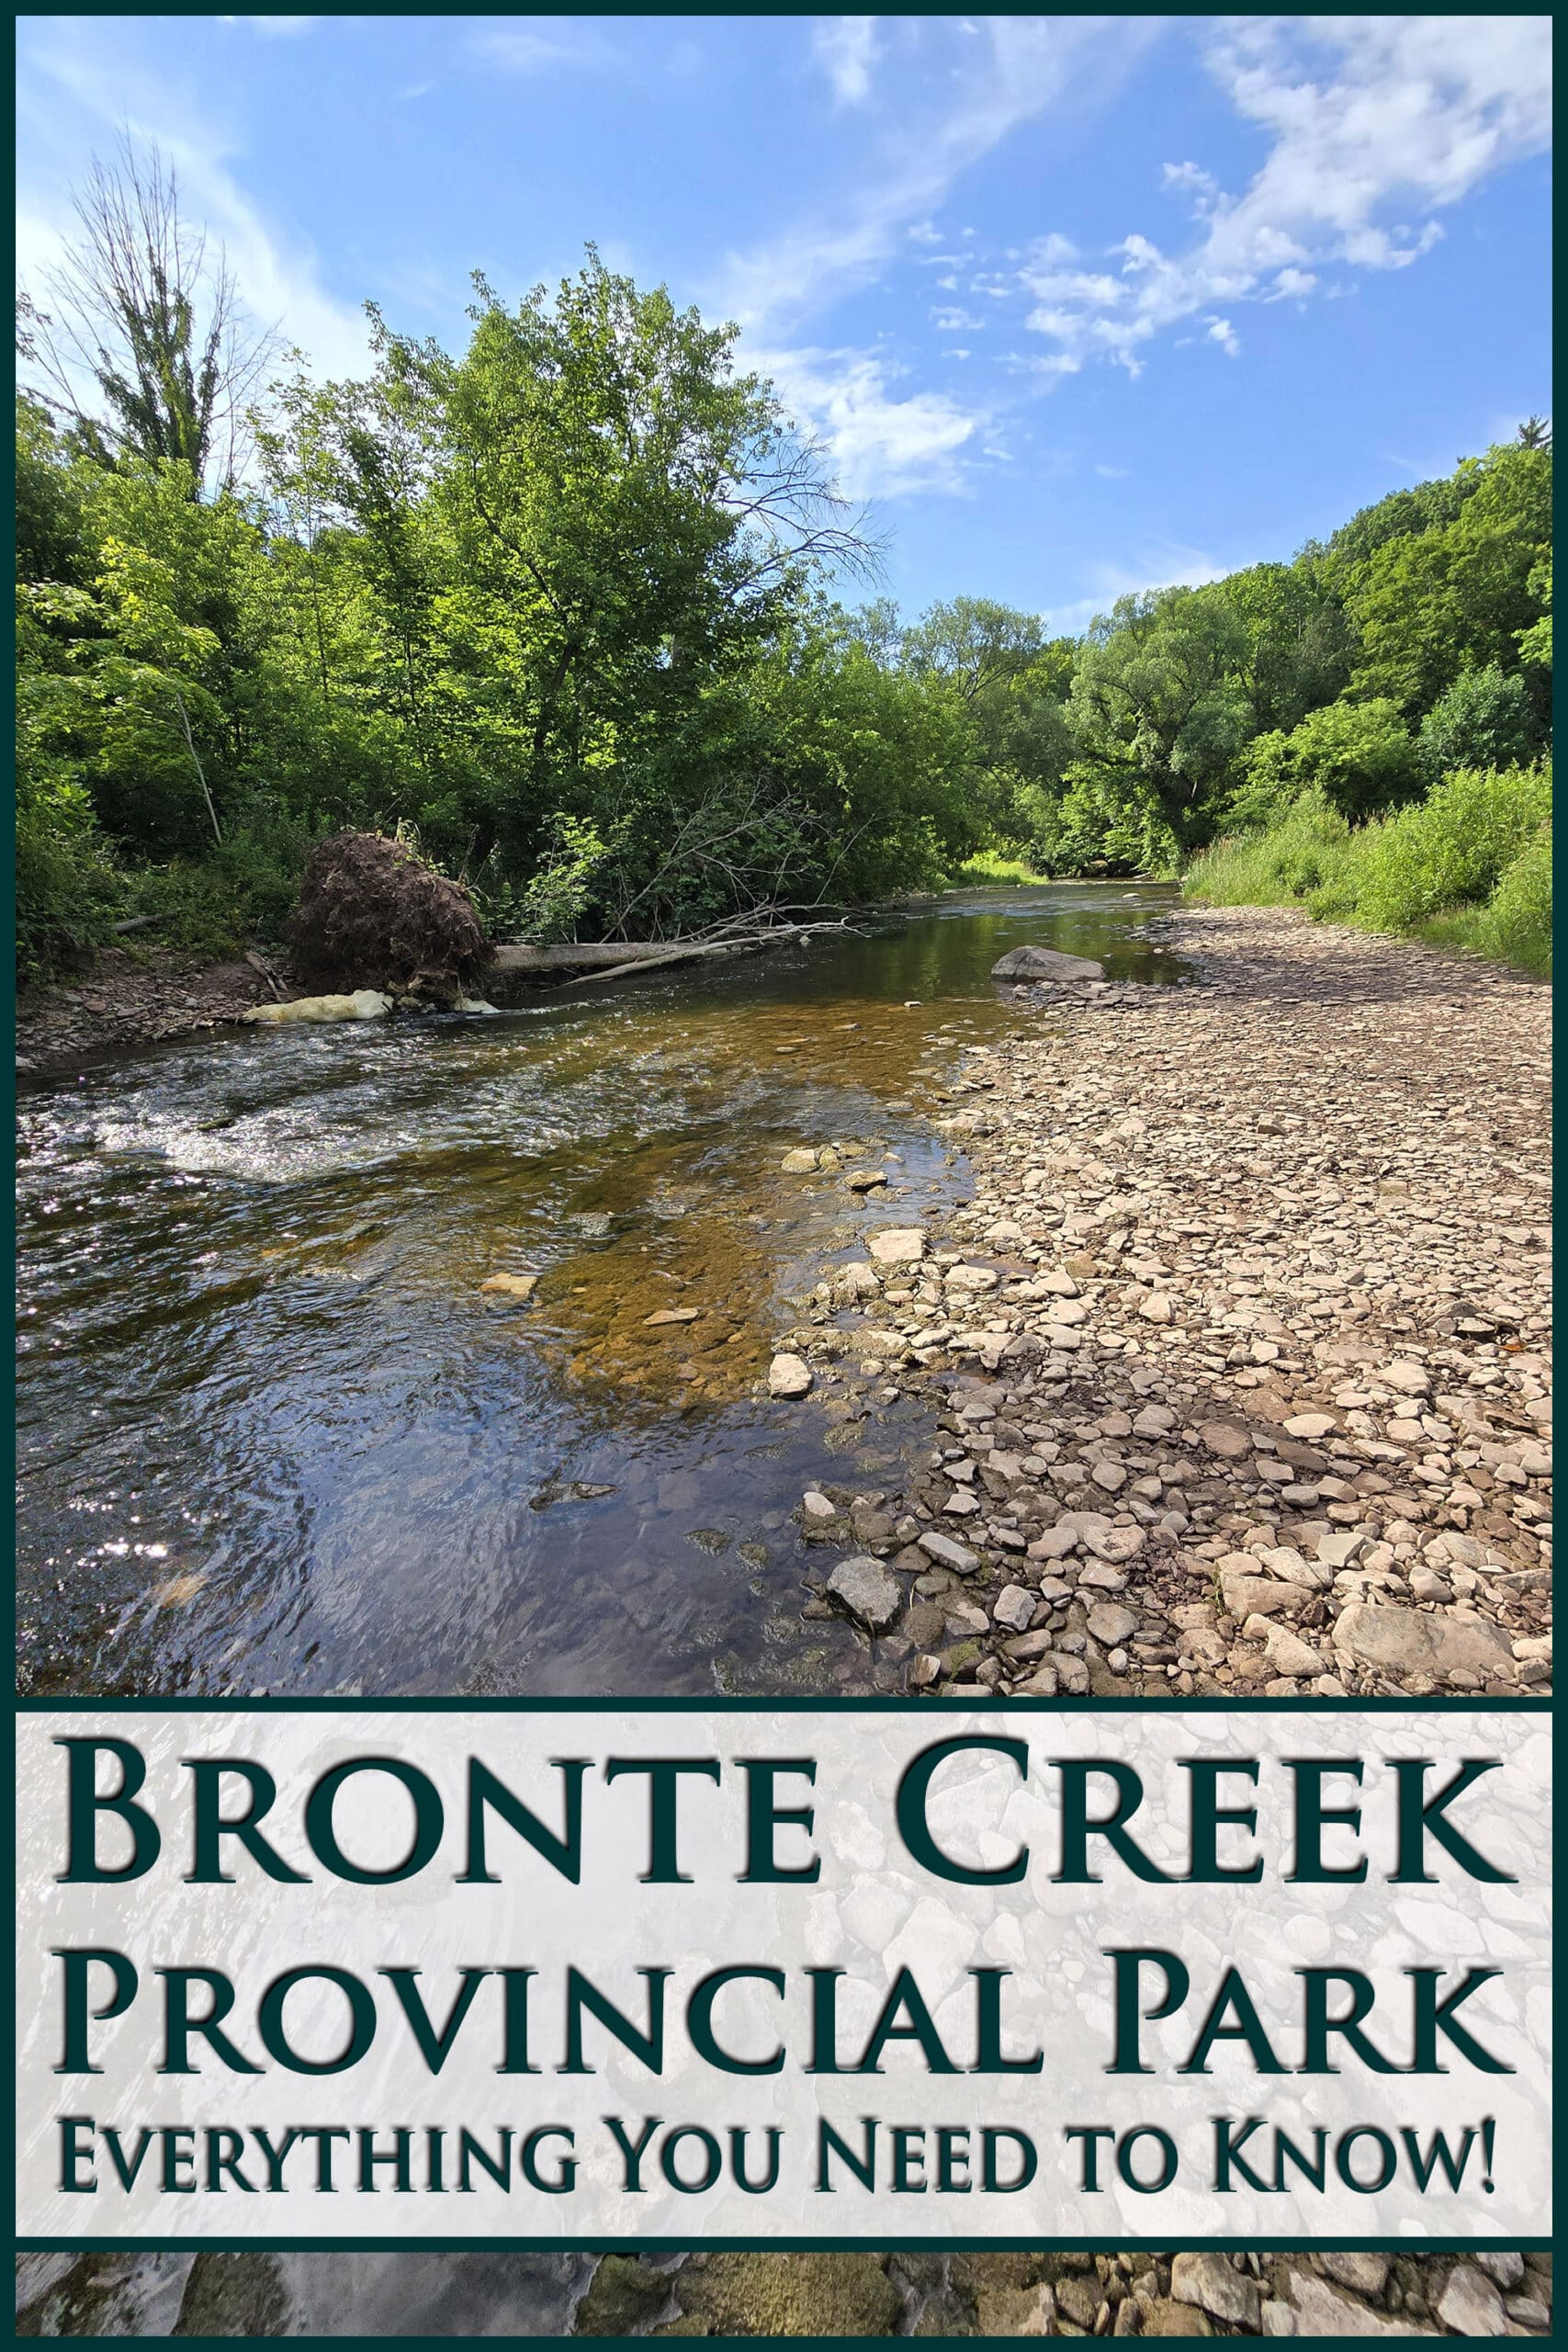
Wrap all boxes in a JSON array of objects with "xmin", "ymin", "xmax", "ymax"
[{"xmin": 17, "ymin": 883, "xmax": 1188, "ymax": 1701}]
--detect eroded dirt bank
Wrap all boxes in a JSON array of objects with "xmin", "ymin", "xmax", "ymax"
[{"xmin": 15, "ymin": 947, "xmax": 279, "ymax": 1074}]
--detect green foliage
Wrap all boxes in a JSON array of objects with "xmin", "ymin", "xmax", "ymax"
[
  {"xmin": 901, "ymin": 596, "xmax": 1043, "ymax": 699},
  {"xmin": 486, "ymin": 814, "xmax": 612, "ymax": 944},
  {"xmin": 1066, "ymin": 586, "xmax": 1249, "ymax": 842},
  {"xmin": 1517, "ymin": 556, "xmax": 1551, "ymax": 671},
  {"xmin": 1417, "ymin": 662, "xmax": 1542, "ymax": 782},
  {"xmin": 1341, "ymin": 443, "xmax": 1551, "ymax": 712},
  {"xmin": 1188, "ymin": 766, "xmax": 1551, "ymax": 979},
  {"xmin": 14, "ymin": 227, "xmax": 1553, "ymax": 976},
  {"xmin": 1427, "ymin": 823, "xmax": 1551, "ymax": 978},
  {"xmin": 16, "ymin": 730, "xmax": 123, "ymax": 979},
  {"xmin": 947, "ymin": 848, "xmax": 1044, "ymax": 886},
  {"xmin": 1185, "ymin": 791, "xmax": 1358, "ymax": 912},
  {"xmin": 1350, "ymin": 763, "xmax": 1551, "ymax": 929},
  {"xmin": 1235, "ymin": 696, "xmax": 1419, "ymax": 824},
  {"xmin": 1032, "ymin": 766, "xmax": 1181, "ymax": 878}
]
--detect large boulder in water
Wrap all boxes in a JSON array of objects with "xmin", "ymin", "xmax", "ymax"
[
  {"xmin": 286, "ymin": 831, "xmax": 487, "ymax": 992},
  {"xmin": 991, "ymin": 943, "xmax": 1104, "ymax": 981}
]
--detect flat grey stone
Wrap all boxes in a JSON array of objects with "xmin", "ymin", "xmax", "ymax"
[
  {"xmin": 991, "ymin": 944, "xmax": 1105, "ymax": 981},
  {"xmin": 825, "ymin": 1555, "xmax": 904, "ymax": 1634}
]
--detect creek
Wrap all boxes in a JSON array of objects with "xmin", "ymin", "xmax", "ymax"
[{"xmin": 17, "ymin": 883, "xmax": 1189, "ymax": 1703}]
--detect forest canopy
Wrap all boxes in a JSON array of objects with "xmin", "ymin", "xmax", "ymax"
[{"xmin": 14, "ymin": 153, "xmax": 1553, "ymax": 980}]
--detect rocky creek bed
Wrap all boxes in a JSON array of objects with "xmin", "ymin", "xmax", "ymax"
[{"xmin": 770, "ymin": 906, "xmax": 1551, "ymax": 1713}]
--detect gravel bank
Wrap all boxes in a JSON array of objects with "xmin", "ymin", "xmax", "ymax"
[
  {"xmin": 15, "ymin": 948, "xmax": 278, "ymax": 1075},
  {"xmin": 773, "ymin": 906, "xmax": 1551, "ymax": 1704}
]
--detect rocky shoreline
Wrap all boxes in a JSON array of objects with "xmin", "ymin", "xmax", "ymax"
[
  {"xmin": 769, "ymin": 905, "xmax": 1551, "ymax": 1708},
  {"xmin": 15, "ymin": 947, "xmax": 280, "ymax": 1076}
]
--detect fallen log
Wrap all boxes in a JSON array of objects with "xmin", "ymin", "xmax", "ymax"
[
  {"xmin": 489, "ymin": 942, "xmax": 690, "ymax": 977},
  {"xmin": 488, "ymin": 918, "xmax": 856, "ymax": 998},
  {"xmin": 557, "ymin": 938, "xmax": 757, "ymax": 989}
]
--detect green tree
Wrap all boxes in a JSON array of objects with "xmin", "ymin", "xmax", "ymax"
[
  {"xmin": 1345, "ymin": 442, "xmax": 1551, "ymax": 711},
  {"xmin": 901, "ymin": 596, "xmax": 1043, "ymax": 700},
  {"xmin": 1065, "ymin": 585, "xmax": 1248, "ymax": 840},
  {"xmin": 1235, "ymin": 696, "xmax": 1419, "ymax": 825},
  {"xmin": 1418, "ymin": 662, "xmax": 1543, "ymax": 783}
]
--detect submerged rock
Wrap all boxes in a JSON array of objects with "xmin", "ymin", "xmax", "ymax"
[
  {"xmin": 480, "ymin": 1272, "xmax": 538, "ymax": 1301},
  {"xmin": 672, "ymin": 2252, "xmax": 901, "ymax": 2336}
]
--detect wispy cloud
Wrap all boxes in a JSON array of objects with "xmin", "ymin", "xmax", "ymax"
[
  {"xmin": 1041, "ymin": 542, "xmax": 1228, "ymax": 637},
  {"xmin": 758, "ymin": 345, "xmax": 980, "ymax": 502},
  {"xmin": 467, "ymin": 25, "xmax": 624, "ymax": 75},
  {"xmin": 1022, "ymin": 16, "xmax": 1553, "ymax": 381},
  {"xmin": 715, "ymin": 19, "xmax": 1157, "ymax": 339},
  {"xmin": 811, "ymin": 16, "xmax": 881, "ymax": 107},
  {"xmin": 711, "ymin": 17, "xmax": 1157, "ymax": 499}
]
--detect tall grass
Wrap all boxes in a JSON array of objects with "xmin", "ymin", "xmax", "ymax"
[
  {"xmin": 948, "ymin": 848, "xmax": 1048, "ymax": 886},
  {"xmin": 1185, "ymin": 765, "xmax": 1551, "ymax": 979}
]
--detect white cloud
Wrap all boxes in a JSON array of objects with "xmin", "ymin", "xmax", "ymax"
[
  {"xmin": 1041, "ymin": 543, "xmax": 1227, "ymax": 636},
  {"xmin": 468, "ymin": 27, "xmax": 622, "ymax": 75},
  {"xmin": 1206, "ymin": 315, "xmax": 1239, "ymax": 356},
  {"xmin": 812, "ymin": 17, "xmax": 881, "ymax": 107},
  {"xmin": 1161, "ymin": 159, "xmax": 1219, "ymax": 217},
  {"xmin": 757, "ymin": 345, "xmax": 980, "ymax": 501},
  {"xmin": 930, "ymin": 305, "xmax": 985, "ymax": 332},
  {"xmin": 714, "ymin": 17, "xmax": 1156, "ymax": 338},
  {"xmin": 1264, "ymin": 266, "xmax": 1318, "ymax": 302},
  {"xmin": 705, "ymin": 18, "xmax": 1156, "ymax": 504},
  {"xmin": 1023, "ymin": 16, "xmax": 1552, "ymax": 380}
]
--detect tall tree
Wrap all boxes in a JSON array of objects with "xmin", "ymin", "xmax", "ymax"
[
  {"xmin": 902, "ymin": 596, "xmax": 1043, "ymax": 700},
  {"xmin": 17, "ymin": 137, "xmax": 278, "ymax": 493}
]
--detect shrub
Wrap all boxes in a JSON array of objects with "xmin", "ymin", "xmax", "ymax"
[
  {"xmin": 1352, "ymin": 763, "xmax": 1552, "ymax": 928},
  {"xmin": 1425, "ymin": 824, "xmax": 1552, "ymax": 979},
  {"xmin": 16, "ymin": 749, "xmax": 123, "ymax": 982},
  {"xmin": 1185, "ymin": 790, "xmax": 1357, "ymax": 910},
  {"xmin": 1186, "ymin": 764, "xmax": 1552, "ymax": 981},
  {"xmin": 1417, "ymin": 662, "xmax": 1541, "ymax": 783},
  {"xmin": 1472, "ymin": 824, "xmax": 1552, "ymax": 976}
]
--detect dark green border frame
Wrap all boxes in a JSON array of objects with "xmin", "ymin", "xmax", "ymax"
[{"xmin": 13, "ymin": 1692, "xmax": 1553, "ymax": 2259}]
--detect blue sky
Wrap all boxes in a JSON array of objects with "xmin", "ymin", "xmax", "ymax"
[{"xmin": 16, "ymin": 14, "xmax": 1553, "ymax": 628}]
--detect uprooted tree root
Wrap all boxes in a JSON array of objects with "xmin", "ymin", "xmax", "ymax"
[{"xmin": 286, "ymin": 831, "xmax": 488, "ymax": 991}]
